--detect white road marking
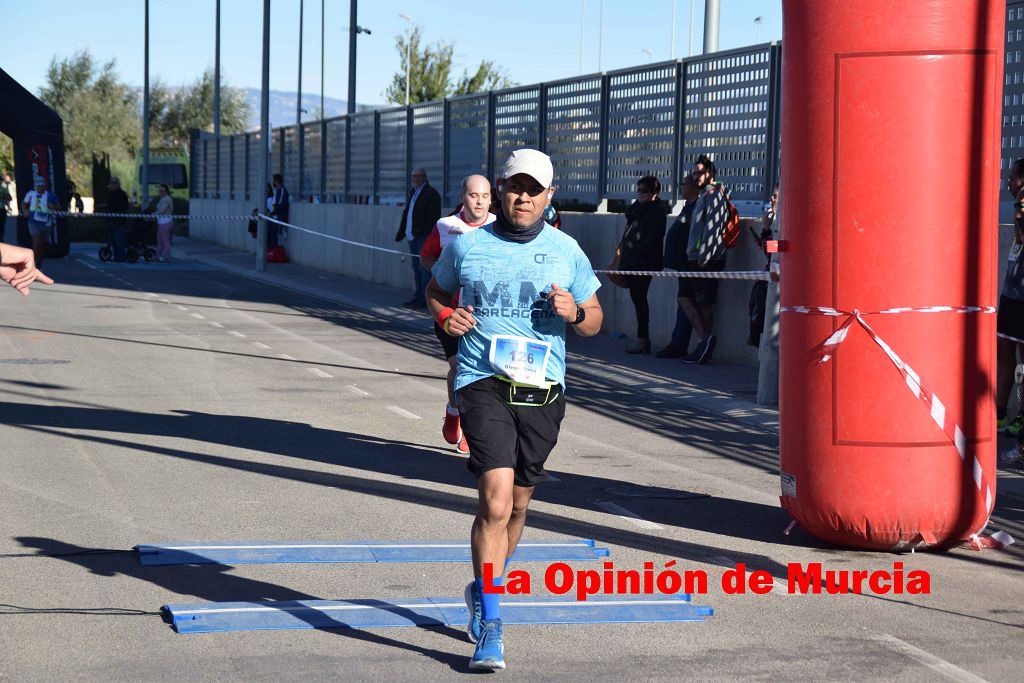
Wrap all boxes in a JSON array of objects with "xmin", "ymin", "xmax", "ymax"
[
  {"xmin": 343, "ymin": 384, "xmax": 370, "ymax": 397},
  {"xmin": 594, "ymin": 501, "xmax": 663, "ymax": 530},
  {"xmin": 147, "ymin": 293, "xmax": 158, "ymax": 297},
  {"xmin": 190, "ymin": 313, "xmax": 206, "ymax": 319},
  {"xmin": 278, "ymin": 354, "xmax": 296, "ymax": 361},
  {"xmin": 875, "ymin": 635, "xmax": 987, "ymax": 683},
  {"xmin": 228, "ymin": 331, "xmax": 247, "ymax": 338},
  {"xmin": 307, "ymin": 368, "xmax": 333, "ymax": 378},
  {"xmin": 73, "ymin": 258, "xmax": 98, "ymax": 270},
  {"xmin": 251, "ymin": 342, "xmax": 271, "ymax": 350},
  {"xmin": 387, "ymin": 405, "xmax": 421, "ymax": 420},
  {"xmin": 209, "ymin": 322, "xmax": 224, "ymax": 328}
]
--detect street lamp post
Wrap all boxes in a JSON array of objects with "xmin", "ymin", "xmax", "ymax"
[
  {"xmin": 399, "ymin": 13, "xmax": 412, "ymax": 106},
  {"xmin": 754, "ymin": 16, "xmax": 763, "ymax": 43},
  {"xmin": 642, "ymin": 48, "xmax": 653, "ymax": 63}
]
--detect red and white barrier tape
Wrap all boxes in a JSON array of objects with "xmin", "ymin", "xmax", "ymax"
[
  {"xmin": 783, "ymin": 304, "xmax": 1014, "ymax": 551},
  {"xmin": 997, "ymin": 331, "xmax": 1024, "ymax": 344},
  {"xmin": 594, "ymin": 268, "xmax": 771, "ymax": 280},
  {"xmin": 55, "ymin": 211, "xmax": 253, "ymax": 220}
]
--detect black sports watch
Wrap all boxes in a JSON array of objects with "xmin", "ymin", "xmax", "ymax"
[{"xmin": 568, "ymin": 306, "xmax": 586, "ymax": 325}]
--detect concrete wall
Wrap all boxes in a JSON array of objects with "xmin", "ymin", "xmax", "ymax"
[{"xmin": 189, "ymin": 198, "xmax": 770, "ymax": 367}]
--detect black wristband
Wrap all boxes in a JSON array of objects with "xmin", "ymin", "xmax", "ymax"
[{"xmin": 567, "ymin": 306, "xmax": 586, "ymax": 326}]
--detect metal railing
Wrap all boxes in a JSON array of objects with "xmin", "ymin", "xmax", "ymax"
[
  {"xmin": 192, "ymin": 15, "xmax": 1024, "ymax": 210},
  {"xmin": 192, "ymin": 42, "xmax": 782, "ymax": 210}
]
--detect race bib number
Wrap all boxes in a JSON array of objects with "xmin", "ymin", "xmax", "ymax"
[
  {"xmin": 489, "ymin": 335, "xmax": 552, "ymax": 388},
  {"xmin": 32, "ymin": 212, "xmax": 50, "ymax": 224},
  {"xmin": 1010, "ymin": 243, "xmax": 1022, "ymax": 263}
]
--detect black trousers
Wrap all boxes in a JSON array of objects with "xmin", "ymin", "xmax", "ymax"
[{"xmin": 626, "ymin": 275, "xmax": 653, "ymax": 339}]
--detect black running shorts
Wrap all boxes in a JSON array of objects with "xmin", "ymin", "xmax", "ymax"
[
  {"xmin": 677, "ymin": 259, "xmax": 726, "ymax": 303},
  {"xmin": 998, "ymin": 295, "xmax": 1024, "ymax": 342},
  {"xmin": 457, "ymin": 376, "xmax": 567, "ymax": 487},
  {"xmin": 433, "ymin": 321, "xmax": 460, "ymax": 359}
]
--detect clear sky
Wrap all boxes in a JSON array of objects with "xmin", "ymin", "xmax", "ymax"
[{"xmin": 2, "ymin": 0, "xmax": 782, "ymax": 110}]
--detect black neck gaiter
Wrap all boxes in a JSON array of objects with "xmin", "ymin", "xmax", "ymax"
[{"xmin": 493, "ymin": 207, "xmax": 545, "ymax": 244}]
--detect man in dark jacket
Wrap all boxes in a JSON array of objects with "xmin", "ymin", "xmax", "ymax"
[{"xmin": 395, "ymin": 167, "xmax": 442, "ymax": 307}]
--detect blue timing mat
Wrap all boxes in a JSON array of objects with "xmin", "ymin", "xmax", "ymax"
[
  {"xmin": 136, "ymin": 539, "xmax": 610, "ymax": 566},
  {"xmin": 162, "ymin": 594, "xmax": 713, "ymax": 634}
]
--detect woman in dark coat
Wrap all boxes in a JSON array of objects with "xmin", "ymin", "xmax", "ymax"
[{"xmin": 619, "ymin": 175, "xmax": 667, "ymax": 353}]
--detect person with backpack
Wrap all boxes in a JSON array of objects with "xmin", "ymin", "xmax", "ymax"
[
  {"xmin": 680, "ymin": 155, "xmax": 737, "ymax": 364},
  {"xmin": 618, "ymin": 175, "xmax": 667, "ymax": 354}
]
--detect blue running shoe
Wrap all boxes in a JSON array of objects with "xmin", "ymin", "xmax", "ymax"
[
  {"xmin": 469, "ymin": 618, "xmax": 505, "ymax": 670},
  {"xmin": 464, "ymin": 581, "xmax": 483, "ymax": 643}
]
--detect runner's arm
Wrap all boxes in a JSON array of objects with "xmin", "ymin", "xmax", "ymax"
[{"xmin": 570, "ymin": 293, "xmax": 602, "ymax": 337}]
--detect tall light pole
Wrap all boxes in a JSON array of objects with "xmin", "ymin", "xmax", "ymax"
[
  {"xmin": 347, "ymin": 2, "xmax": 371, "ymax": 114},
  {"xmin": 214, "ymin": 0, "xmax": 221, "ymax": 136},
  {"xmin": 142, "ymin": 0, "xmax": 150, "ymax": 207},
  {"xmin": 579, "ymin": 0, "xmax": 585, "ymax": 75},
  {"xmin": 642, "ymin": 48, "xmax": 653, "ymax": 63},
  {"xmin": 754, "ymin": 16, "xmax": 763, "ymax": 43},
  {"xmin": 258, "ymin": 0, "xmax": 271, "ymax": 270},
  {"xmin": 703, "ymin": 0, "xmax": 720, "ymax": 54},
  {"xmin": 297, "ymin": 0, "xmax": 304, "ymax": 126},
  {"xmin": 399, "ymin": 13, "xmax": 412, "ymax": 106},
  {"xmin": 688, "ymin": 0, "xmax": 695, "ymax": 57},
  {"xmin": 670, "ymin": 0, "xmax": 676, "ymax": 59},
  {"xmin": 321, "ymin": 0, "xmax": 325, "ymax": 120}
]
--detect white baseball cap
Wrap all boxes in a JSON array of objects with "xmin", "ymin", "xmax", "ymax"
[{"xmin": 501, "ymin": 149, "xmax": 553, "ymax": 189}]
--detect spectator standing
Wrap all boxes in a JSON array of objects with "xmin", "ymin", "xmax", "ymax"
[
  {"xmin": 748, "ymin": 183, "xmax": 778, "ymax": 347},
  {"xmin": 998, "ymin": 159, "xmax": 1024, "ymax": 436},
  {"xmin": 656, "ymin": 173, "xmax": 700, "ymax": 358},
  {"xmin": 106, "ymin": 176, "xmax": 130, "ymax": 262},
  {"xmin": 618, "ymin": 175, "xmax": 667, "ymax": 354},
  {"xmin": 155, "ymin": 183, "xmax": 175, "ymax": 263},
  {"xmin": 680, "ymin": 155, "xmax": 730, "ymax": 364},
  {"xmin": 0, "ymin": 172, "xmax": 12, "ymax": 225},
  {"xmin": 394, "ymin": 167, "xmax": 441, "ymax": 308},
  {"xmin": 268, "ymin": 173, "xmax": 290, "ymax": 249},
  {"xmin": 22, "ymin": 178, "xmax": 60, "ymax": 267}
]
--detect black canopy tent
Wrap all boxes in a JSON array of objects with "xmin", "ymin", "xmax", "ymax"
[{"xmin": 0, "ymin": 67, "xmax": 69, "ymax": 257}]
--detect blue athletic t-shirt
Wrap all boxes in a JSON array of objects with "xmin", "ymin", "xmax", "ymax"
[{"xmin": 432, "ymin": 224, "xmax": 600, "ymax": 391}]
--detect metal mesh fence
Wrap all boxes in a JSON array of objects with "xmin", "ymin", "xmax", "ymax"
[
  {"xmin": 217, "ymin": 136, "xmax": 231, "ymax": 198},
  {"xmin": 325, "ymin": 118, "xmax": 346, "ymax": 200},
  {"xmin": 493, "ymin": 86, "xmax": 541, "ymax": 175},
  {"xmin": 302, "ymin": 124, "xmax": 323, "ymax": 199},
  {"xmin": 378, "ymin": 109, "xmax": 408, "ymax": 204},
  {"xmin": 231, "ymin": 134, "xmax": 246, "ymax": 199},
  {"xmin": 447, "ymin": 95, "xmax": 489, "ymax": 206},
  {"xmin": 605, "ymin": 64, "xmax": 678, "ymax": 201},
  {"xmin": 411, "ymin": 103, "xmax": 444, "ymax": 193},
  {"xmin": 545, "ymin": 77, "xmax": 602, "ymax": 204},
  {"xmin": 683, "ymin": 47, "xmax": 772, "ymax": 200},
  {"xmin": 349, "ymin": 112, "xmax": 375, "ymax": 200},
  {"xmin": 282, "ymin": 125, "xmax": 300, "ymax": 193}
]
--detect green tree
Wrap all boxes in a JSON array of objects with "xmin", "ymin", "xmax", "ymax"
[
  {"xmin": 39, "ymin": 50, "xmax": 140, "ymax": 193},
  {"xmin": 150, "ymin": 69, "xmax": 251, "ymax": 147},
  {"xmin": 385, "ymin": 26, "xmax": 513, "ymax": 105},
  {"xmin": 0, "ymin": 134, "xmax": 13, "ymax": 175}
]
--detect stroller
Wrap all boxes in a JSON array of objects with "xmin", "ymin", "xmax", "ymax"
[{"xmin": 99, "ymin": 213, "xmax": 157, "ymax": 263}]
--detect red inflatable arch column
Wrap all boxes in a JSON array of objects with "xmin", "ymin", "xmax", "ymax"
[{"xmin": 778, "ymin": 0, "xmax": 1003, "ymax": 550}]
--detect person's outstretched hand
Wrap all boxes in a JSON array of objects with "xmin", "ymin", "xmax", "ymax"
[{"xmin": 0, "ymin": 242, "xmax": 54, "ymax": 296}]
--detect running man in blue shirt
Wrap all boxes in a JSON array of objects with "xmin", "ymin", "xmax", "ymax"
[{"xmin": 427, "ymin": 149, "xmax": 603, "ymax": 670}]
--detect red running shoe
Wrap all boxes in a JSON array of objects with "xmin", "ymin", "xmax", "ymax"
[
  {"xmin": 457, "ymin": 435, "xmax": 470, "ymax": 454},
  {"xmin": 442, "ymin": 410, "xmax": 461, "ymax": 444}
]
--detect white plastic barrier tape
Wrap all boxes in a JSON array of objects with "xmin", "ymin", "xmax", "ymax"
[
  {"xmin": 782, "ymin": 304, "xmax": 1014, "ymax": 551},
  {"xmin": 259, "ymin": 214, "xmax": 410, "ymax": 257}
]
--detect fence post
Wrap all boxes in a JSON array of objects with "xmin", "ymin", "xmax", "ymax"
[
  {"xmin": 596, "ymin": 73, "xmax": 611, "ymax": 211},
  {"xmin": 297, "ymin": 123, "xmax": 305, "ymax": 199},
  {"xmin": 764, "ymin": 43, "xmax": 783, "ymax": 197},
  {"xmin": 442, "ymin": 100, "xmax": 451, "ymax": 205},
  {"xmin": 486, "ymin": 92, "xmax": 497, "ymax": 182},
  {"xmin": 229, "ymin": 135, "xmax": 235, "ymax": 201},
  {"xmin": 372, "ymin": 111, "xmax": 381, "ymax": 205},
  {"xmin": 344, "ymin": 115, "xmax": 352, "ymax": 203},
  {"xmin": 320, "ymin": 119, "xmax": 327, "ymax": 203},
  {"xmin": 538, "ymin": 83, "xmax": 548, "ymax": 153},
  {"xmin": 406, "ymin": 106, "xmax": 414, "ymax": 201},
  {"xmin": 671, "ymin": 60, "xmax": 686, "ymax": 208}
]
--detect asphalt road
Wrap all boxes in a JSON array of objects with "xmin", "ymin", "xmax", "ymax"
[{"xmin": 0, "ymin": 252, "xmax": 1021, "ymax": 681}]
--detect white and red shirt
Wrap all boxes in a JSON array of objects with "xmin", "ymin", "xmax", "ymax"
[{"xmin": 422, "ymin": 210, "xmax": 495, "ymax": 305}]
